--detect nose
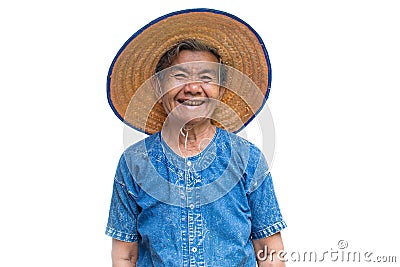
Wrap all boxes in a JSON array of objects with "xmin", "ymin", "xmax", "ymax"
[{"xmin": 183, "ymin": 81, "xmax": 203, "ymax": 95}]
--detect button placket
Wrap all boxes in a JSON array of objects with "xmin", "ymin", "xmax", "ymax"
[{"xmin": 181, "ymin": 158, "xmax": 205, "ymax": 266}]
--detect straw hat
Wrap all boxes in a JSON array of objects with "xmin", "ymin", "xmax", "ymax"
[{"xmin": 107, "ymin": 8, "xmax": 271, "ymax": 135}]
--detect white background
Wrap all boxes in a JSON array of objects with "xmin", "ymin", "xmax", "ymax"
[{"xmin": 1, "ymin": 0, "xmax": 399, "ymax": 266}]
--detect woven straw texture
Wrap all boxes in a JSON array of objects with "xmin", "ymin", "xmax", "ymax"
[{"xmin": 108, "ymin": 10, "xmax": 270, "ymax": 134}]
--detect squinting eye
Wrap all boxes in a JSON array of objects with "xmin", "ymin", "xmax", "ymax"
[
  {"xmin": 172, "ymin": 73, "xmax": 187, "ymax": 80},
  {"xmin": 200, "ymin": 76, "xmax": 214, "ymax": 82}
]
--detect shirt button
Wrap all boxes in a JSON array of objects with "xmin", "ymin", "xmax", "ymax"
[
  {"xmin": 189, "ymin": 204, "xmax": 195, "ymax": 209},
  {"xmin": 191, "ymin": 247, "xmax": 197, "ymax": 253},
  {"xmin": 187, "ymin": 160, "xmax": 192, "ymax": 166}
]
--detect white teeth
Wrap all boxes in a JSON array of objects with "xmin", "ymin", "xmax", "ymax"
[{"xmin": 181, "ymin": 100, "xmax": 204, "ymax": 106}]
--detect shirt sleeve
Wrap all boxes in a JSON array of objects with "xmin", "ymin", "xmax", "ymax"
[
  {"xmin": 105, "ymin": 155, "xmax": 140, "ymax": 242},
  {"xmin": 246, "ymin": 149, "xmax": 287, "ymax": 240}
]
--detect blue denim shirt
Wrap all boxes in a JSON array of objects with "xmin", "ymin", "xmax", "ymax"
[{"xmin": 106, "ymin": 127, "xmax": 286, "ymax": 266}]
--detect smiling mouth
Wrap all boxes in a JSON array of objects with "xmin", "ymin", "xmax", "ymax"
[{"xmin": 178, "ymin": 99, "xmax": 205, "ymax": 106}]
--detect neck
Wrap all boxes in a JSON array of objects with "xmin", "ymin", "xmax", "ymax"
[{"xmin": 161, "ymin": 119, "xmax": 216, "ymax": 157}]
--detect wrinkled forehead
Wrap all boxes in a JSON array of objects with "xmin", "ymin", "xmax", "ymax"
[{"xmin": 167, "ymin": 61, "xmax": 221, "ymax": 74}]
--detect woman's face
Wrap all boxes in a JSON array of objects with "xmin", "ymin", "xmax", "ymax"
[{"xmin": 158, "ymin": 50, "xmax": 225, "ymax": 126}]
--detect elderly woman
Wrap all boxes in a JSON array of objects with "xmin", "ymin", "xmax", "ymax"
[{"xmin": 106, "ymin": 9, "xmax": 287, "ymax": 267}]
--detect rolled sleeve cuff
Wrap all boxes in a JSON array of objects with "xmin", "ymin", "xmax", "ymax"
[
  {"xmin": 105, "ymin": 226, "xmax": 139, "ymax": 242},
  {"xmin": 251, "ymin": 220, "xmax": 287, "ymax": 240}
]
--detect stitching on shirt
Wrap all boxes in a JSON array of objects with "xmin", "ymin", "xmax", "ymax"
[
  {"xmin": 114, "ymin": 175, "xmax": 126, "ymax": 187},
  {"xmin": 251, "ymin": 220, "xmax": 287, "ymax": 239},
  {"xmin": 246, "ymin": 171, "xmax": 270, "ymax": 194},
  {"xmin": 106, "ymin": 226, "xmax": 139, "ymax": 241}
]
